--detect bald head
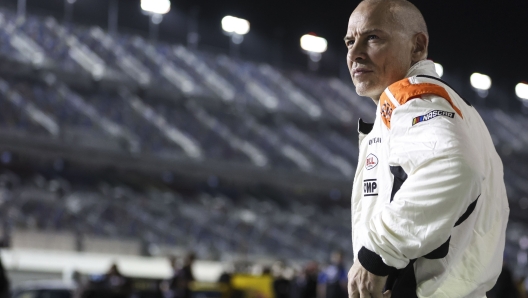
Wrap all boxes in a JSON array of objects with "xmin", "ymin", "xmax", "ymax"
[
  {"xmin": 360, "ymin": 0, "xmax": 428, "ymax": 38},
  {"xmin": 345, "ymin": 0, "xmax": 430, "ymax": 100}
]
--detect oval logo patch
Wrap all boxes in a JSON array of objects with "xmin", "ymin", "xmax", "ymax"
[{"xmin": 365, "ymin": 153, "xmax": 378, "ymax": 170}]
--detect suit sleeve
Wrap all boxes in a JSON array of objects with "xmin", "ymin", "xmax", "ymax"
[{"xmin": 357, "ymin": 95, "xmax": 482, "ymax": 275}]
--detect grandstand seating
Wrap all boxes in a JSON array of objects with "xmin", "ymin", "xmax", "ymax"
[
  {"xmin": 0, "ymin": 8, "xmax": 526, "ymax": 267},
  {"xmin": 0, "ymin": 168, "xmax": 351, "ymax": 261}
]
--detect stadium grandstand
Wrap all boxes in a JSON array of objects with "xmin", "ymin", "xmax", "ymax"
[{"xmin": 0, "ymin": 0, "xmax": 527, "ymax": 297}]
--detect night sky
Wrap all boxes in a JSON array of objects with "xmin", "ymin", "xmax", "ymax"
[{"xmin": 4, "ymin": 0, "xmax": 528, "ymax": 93}]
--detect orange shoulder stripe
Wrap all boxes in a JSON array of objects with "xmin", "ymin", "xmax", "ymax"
[{"xmin": 380, "ymin": 78, "xmax": 463, "ymax": 129}]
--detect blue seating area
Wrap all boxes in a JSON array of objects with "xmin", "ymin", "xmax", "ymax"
[{"xmin": 0, "ymin": 8, "xmax": 526, "ymax": 266}]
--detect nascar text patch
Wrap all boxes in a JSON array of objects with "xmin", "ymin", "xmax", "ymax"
[{"xmin": 412, "ymin": 110, "xmax": 455, "ymax": 126}]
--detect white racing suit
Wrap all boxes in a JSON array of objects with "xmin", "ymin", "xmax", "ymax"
[{"xmin": 351, "ymin": 60, "xmax": 509, "ymax": 298}]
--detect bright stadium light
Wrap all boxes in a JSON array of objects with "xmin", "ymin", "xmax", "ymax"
[
  {"xmin": 221, "ymin": 16, "xmax": 250, "ymax": 35},
  {"xmin": 300, "ymin": 34, "xmax": 327, "ymax": 71},
  {"xmin": 222, "ymin": 16, "xmax": 250, "ymax": 57},
  {"xmin": 141, "ymin": 0, "xmax": 171, "ymax": 42},
  {"xmin": 470, "ymin": 73, "xmax": 492, "ymax": 91},
  {"xmin": 434, "ymin": 63, "xmax": 444, "ymax": 78},
  {"xmin": 516, "ymin": 82, "xmax": 528, "ymax": 100},
  {"xmin": 300, "ymin": 34, "xmax": 328, "ymax": 53},
  {"xmin": 141, "ymin": 0, "xmax": 171, "ymax": 15}
]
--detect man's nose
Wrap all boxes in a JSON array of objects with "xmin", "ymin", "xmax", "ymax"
[{"xmin": 348, "ymin": 42, "xmax": 367, "ymax": 63}]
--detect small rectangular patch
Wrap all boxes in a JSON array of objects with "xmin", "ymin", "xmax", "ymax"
[
  {"xmin": 363, "ymin": 179, "xmax": 378, "ymax": 197},
  {"xmin": 412, "ymin": 110, "xmax": 455, "ymax": 126}
]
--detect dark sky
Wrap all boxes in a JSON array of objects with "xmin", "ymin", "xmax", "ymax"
[
  {"xmin": 5, "ymin": 0, "xmax": 528, "ymax": 92},
  {"xmin": 174, "ymin": 0, "xmax": 528, "ymax": 85}
]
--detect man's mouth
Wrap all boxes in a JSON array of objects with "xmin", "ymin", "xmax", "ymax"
[{"xmin": 353, "ymin": 68, "xmax": 373, "ymax": 77}]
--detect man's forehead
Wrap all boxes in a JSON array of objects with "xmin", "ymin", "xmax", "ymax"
[
  {"xmin": 347, "ymin": 3, "xmax": 396, "ymax": 34},
  {"xmin": 347, "ymin": 15, "xmax": 387, "ymax": 35}
]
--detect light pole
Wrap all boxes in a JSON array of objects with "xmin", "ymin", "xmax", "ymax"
[
  {"xmin": 108, "ymin": 0, "xmax": 118, "ymax": 35},
  {"xmin": 64, "ymin": 0, "xmax": 77, "ymax": 24},
  {"xmin": 17, "ymin": 0, "xmax": 26, "ymax": 19},
  {"xmin": 470, "ymin": 72, "xmax": 492, "ymax": 98},
  {"xmin": 221, "ymin": 15, "xmax": 250, "ymax": 58},
  {"xmin": 187, "ymin": 7, "xmax": 200, "ymax": 50},
  {"xmin": 141, "ymin": 0, "xmax": 171, "ymax": 42},
  {"xmin": 300, "ymin": 34, "xmax": 327, "ymax": 72}
]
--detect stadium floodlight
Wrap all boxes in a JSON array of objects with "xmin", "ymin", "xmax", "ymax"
[
  {"xmin": 434, "ymin": 63, "xmax": 444, "ymax": 78},
  {"xmin": 222, "ymin": 16, "xmax": 250, "ymax": 57},
  {"xmin": 221, "ymin": 16, "xmax": 250, "ymax": 35},
  {"xmin": 470, "ymin": 73, "xmax": 492, "ymax": 91},
  {"xmin": 64, "ymin": 0, "xmax": 78, "ymax": 23},
  {"xmin": 516, "ymin": 82, "xmax": 528, "ymax": 101},
  {"xmin": 300, "ymin": 34, "xmax": 328, "ymax": 54},
  {"xmin": 17, "ymin": 0, "xmax": 26, "ymax": 18},
  {"xmin": 141, "ymin": 0, "xmax": 171, "ymax": 42},
  {"xmin": 300, "ymin": 34, "xmax": 327, "ymax": 71},
  {"xmin": 141, "ymin": 0, "xmax": 171, "ymax": 15}
]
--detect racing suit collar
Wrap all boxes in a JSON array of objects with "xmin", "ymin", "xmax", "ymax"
[
  {"xmin": 406, "ymin": 60, "xmax": 439, "ymax": 78},
  {"xmin": 359, "ymin": 60, "xmax": 439, "ymax": 132}
]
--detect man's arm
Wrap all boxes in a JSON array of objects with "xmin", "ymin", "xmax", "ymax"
[{"xmin": 358, "ymin": 95, "xmax": 481, "ymax": 275}]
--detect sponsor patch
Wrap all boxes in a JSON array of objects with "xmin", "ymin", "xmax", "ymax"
[
  {"xmin": 412, "ymin": 110, "xmax": 455, "ymax": 126},
  {"xmin": 368, "ymin": 137, "xmax": 382, "ymax": 145},
  {"xmin": 365, "ymin": 153, "xmax": 378, "ymax": 170},
  {"xmin": 363, "ymin": 179, "xmax": 378, "ymax": 197}
]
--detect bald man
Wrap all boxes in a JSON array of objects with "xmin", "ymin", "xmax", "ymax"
[{"xmin": 345, "ymin": 1, "xmax": 509, "ymax": 297}]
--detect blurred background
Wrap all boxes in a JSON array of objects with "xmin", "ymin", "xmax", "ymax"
[{"xmin": 0, "ymin": 0, "xmax": 526, "ymax": 297}]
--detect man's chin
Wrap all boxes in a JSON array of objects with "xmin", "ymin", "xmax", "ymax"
[{"xmin": 354, "ymin": 84, "xmax": 379, "ymax": 98}]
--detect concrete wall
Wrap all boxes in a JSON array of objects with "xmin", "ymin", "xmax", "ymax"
[{"xmin": 12, "ymin": 230, "xmax": 76, "ymax": 251}]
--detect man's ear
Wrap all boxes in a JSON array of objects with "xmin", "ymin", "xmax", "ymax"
[{"xmin": 411, "ymin": 32, "xmax": 428, "ymax": 63}]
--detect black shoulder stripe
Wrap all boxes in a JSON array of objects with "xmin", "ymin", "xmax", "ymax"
[
  {"xmin": 454, "ymin": 195, "xmax": 479, "ymax": 227},
  {"xmin": 415, "ymin": 75, "xmax": 472, "ymax": 107},
  {"xmin": 390, "ymin": 166, "xmax": 408, "ymax": 203},
  {"xmin": 423, "ymin": 237, "xmax": 450, "ymax": 259},
  {"xmin": 358, "ymin": 118, "xmax": 374, "ymax": 134}
]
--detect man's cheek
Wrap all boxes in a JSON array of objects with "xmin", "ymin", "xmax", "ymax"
[{"xmin": 346, "ymin": 54, "xmax": 354, "ymax": 69}]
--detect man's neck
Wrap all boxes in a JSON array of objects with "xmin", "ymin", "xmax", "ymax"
[{"xmin": 372, "ymin": 60, "xmax": 437, "ymax": 106}]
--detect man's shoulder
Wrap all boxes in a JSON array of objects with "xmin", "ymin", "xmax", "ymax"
[{"xmin": 379, "ymin": 76, "xmax": 463, "ymax": 129}]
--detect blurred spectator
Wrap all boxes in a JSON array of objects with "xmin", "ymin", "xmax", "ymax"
[
  {"xmin": 317, "ymin": 251, "xmax": 347, "ymax": 298},
  {"xmin": 168, "ymin": 252, "xmax": 196, "ymax": 298},
  {"xmin": 272, "ymin": 261, "xmax": 291, "ymax": 298},
  {"xmin": 0, "ymin": 256, "xmax": 9, "ymax": 298},
  {"xmin": 517, "ymin": 276, "xmax": 527, "ymax": 298},
  {"xmin": 99, "ymin": 263, "xmax": 132, "ymax": 298},
  {"xmin": 161, "ymin": 256, "xmax": 179, "ymax": 298},
  {"xmin": 487, "ymin": 264, "xmax": 520, "ymax": 298},
  {"xmin": 218, "ymin": 263, "xmax": 238, "ymax": 298},
  {"xmin": 218, "ymin": 262, "xmax": 234, "ymax": 285},
  {"xmin": 262, "ymin": 266, "xmax": 272, "ymax": 276},
  {"xmin": 293, "ymin": 262, "xmax": 318, "ymax": 298}
]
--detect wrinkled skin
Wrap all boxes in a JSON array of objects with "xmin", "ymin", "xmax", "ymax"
[
  {"xmin": 345, "ymin": 1, "xmax": 428, "ymax": 103},
  {"xmin": 348, "ymin": 261, "xmax": 391, "ymax": 298}
]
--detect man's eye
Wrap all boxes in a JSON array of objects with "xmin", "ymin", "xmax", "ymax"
[
  {"xmin": 367, "ymin": 35, "xmax": 379, "ymax": 41},
  {"xmin": 346, "ymin": 40, "xmax": 355, "ymax": 47}
]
